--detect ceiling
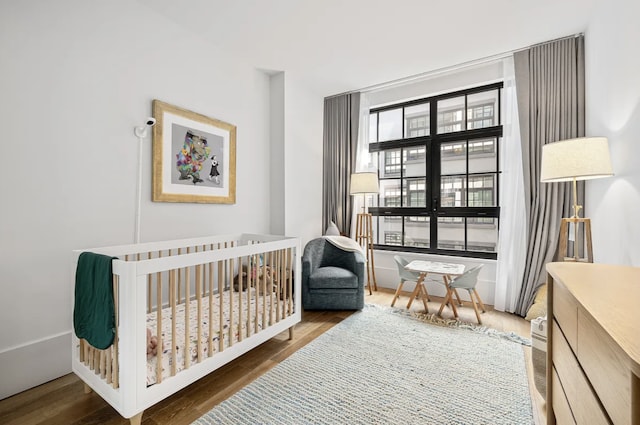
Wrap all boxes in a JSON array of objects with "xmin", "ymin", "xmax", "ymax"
[{"xmin": 145, "ymin": 0, "xmax": 597, "ymax": 96}]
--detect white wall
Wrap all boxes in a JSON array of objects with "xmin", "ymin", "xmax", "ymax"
[
  {"xmin": 0, "ymin": 0, "xmax": 277, "ymax": 399},
  {"xmin": 584, "ymin": 0, "xmax": 640, "ymax": 266},
  {"xmin": 283, "ymin": 75, "xmax": 325, "ymax": 245},
  {"xmin": 269, "ymin": 72, "xmax": 286, "ymax": 235}
]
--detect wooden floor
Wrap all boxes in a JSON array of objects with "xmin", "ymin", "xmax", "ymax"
[{"xmin": 0, "ymin": 289, "xmax": 546, "ymax": 425}]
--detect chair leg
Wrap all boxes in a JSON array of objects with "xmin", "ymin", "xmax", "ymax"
[
  {"xmin": 442, "ymin": 275, "xmax": 460, "ymax": 305},
  {"xmin": 406, "ymin": 282, "xmax": 420, "ymax": 309},
  {"xmin": 448, "ymin": 289, "xmax": 459, "ymax": 318},
  {"xmin": 453, "ymin": 288, "xmax": 463, "ymax": 306},
  {"xmin": 418, "ymin": 283, "xmax": 429, "ymax": 313},
  {"xmin": 472, "ymin": 288, "xmax": 487, "ymax": 312},
  {"xmin": 469, "ymin": 290, "xmax": 482, "ymax": 324},
  {"xmin": 391, "ymin": 281, "xmax": 404, "ymax": 307},
  {"xmin": 422, "ymin": 283, "xmax": 431, "ymax": 302},
  {"xmin": 437, "ymin": 289, "xmax": 451, "ymax": 317},
  {"xmin": 438, "ymin": 287, "xmax": 458, "ymax": 318},
  {"xmin": 407, "ymin": 274, "xmax": 426, "ymax": 309}
]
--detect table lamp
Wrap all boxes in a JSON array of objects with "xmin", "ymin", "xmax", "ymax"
[
  {"xmin": 540, "ymin": 136, "xmax": 613, "ymax": 261},
  {"xmin": 350, "ymin": 172, "xmax": 379, "ymax": 293}
]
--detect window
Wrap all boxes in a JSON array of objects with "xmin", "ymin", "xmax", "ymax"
[
  {"xmin": 368, "ymin": 83, "xmax": 502, "ymax": 259},
  {"xmin": 404, "ymin": 103, "xmax": 430, "ymax": 138},
  {"xmin": 383, "ymin": 150, "xmax": 401, "ymax": 176}
]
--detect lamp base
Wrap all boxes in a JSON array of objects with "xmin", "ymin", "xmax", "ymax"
[
  {"xmin": 354, "ymin": 212, "xmax": 377, "ymax": 294},
  {"xmin": 558, "ymin": 217, "xmax": 593, "ymax": 263}
]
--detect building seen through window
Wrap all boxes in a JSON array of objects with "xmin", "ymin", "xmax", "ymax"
[{"xmin": 368, "ymin": 83, "xmax": 502, "ymax": 259}]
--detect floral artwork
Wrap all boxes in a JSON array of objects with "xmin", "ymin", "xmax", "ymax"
[
  {"xmin": 152, "ymin": 100, "xmax": 236, "ymax": 204},
  {"xmin": 176, "ymin": 131, "xmax": 211, "ymax": 184}
]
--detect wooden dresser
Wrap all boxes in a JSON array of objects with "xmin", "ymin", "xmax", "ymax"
[{"xmin": 546, "ymin": 262, "xmax": 640, "ymax": 425}]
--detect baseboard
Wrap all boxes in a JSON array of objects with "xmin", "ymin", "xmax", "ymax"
[{"xmin": 0, "ymin": 332, "xmax": 71, "ymax": 400}]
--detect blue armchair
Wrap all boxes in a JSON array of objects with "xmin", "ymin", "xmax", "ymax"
[{"xmin": 302, "ymin": 237, "xmax": 365, "ymax": 310}]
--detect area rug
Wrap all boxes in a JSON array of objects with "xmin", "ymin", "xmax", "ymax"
[{"xmin": 193, "ymin": 305, "xmax": 534, "ymax": 425}]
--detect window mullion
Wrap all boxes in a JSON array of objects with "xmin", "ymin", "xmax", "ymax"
[{"xmin": 429, "ymin": 98, "xmax": 439, "ymax": 250}]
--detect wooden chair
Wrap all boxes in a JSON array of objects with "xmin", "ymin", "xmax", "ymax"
[
  {"xmin": 391, "ymin": 255, "xmax": 429, "ymax": 308},
  {"xmin": 437, "ymin": 264, "xmax": 486, "ymax": 324}
]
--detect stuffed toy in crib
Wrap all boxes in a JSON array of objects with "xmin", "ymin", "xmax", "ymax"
[
  {"xmin": 233, "ymin": 265, "xmax": 277, "ymax": 294},
  {"xmin": 146, "ymin": 328, "xmax": 158, "ymax": 359}
]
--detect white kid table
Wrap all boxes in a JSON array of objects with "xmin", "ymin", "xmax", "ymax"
[{"xmin": 404, "ymin": 260, "xmax": 465, "ymax": 315}]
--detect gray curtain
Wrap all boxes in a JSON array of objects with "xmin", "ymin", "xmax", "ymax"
[
  {"xmin": 322, "ymin": 93, "xmax": 361, "ymax": 235},
  {"xmin": 514, "ymin": 35, "xmax": 585, "ymax": 316}
]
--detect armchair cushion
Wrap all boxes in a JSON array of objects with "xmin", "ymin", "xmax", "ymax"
[{"xmin": 308, "ymin": 266, "xmax": 359, "ymax": 290}]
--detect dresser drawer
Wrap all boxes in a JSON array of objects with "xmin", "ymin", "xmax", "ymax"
[
  {"xmin": 577, "ymin": 308, "xmax": 631, "ymax": 425},
  {"xmin": 552, "ymin": 321, "xmax": 610, "ymax": 425},
  {"xmin": 552, "ymin": 366, "xmax": 576, "ymax": 425},
  {"xmin": 553, "ymin": 280, "xmax": 578, "ymax": 351}
]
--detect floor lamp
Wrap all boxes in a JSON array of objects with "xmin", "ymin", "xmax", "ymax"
[
  {"xmin": 350, "ymin": 172, "xmax": 379, "ymax": 294},
  {"xmin": 540, "ymin": 137, "xmax": 614, "ymax": 262}
]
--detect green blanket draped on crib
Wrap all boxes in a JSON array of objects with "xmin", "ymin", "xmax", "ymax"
[{"xmin": 73, "ymin": 252, "xmax": 118, "ymax": 350}]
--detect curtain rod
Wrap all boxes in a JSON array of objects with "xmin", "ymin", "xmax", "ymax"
[{"xmin": 327, "ymin": 33, "xmax": 583, "ymax": 99}]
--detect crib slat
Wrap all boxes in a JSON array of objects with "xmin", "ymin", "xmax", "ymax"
[
  {"xmin": 93, "ymin": 347, "xmax": 98, "ymax": 372},
  {"xmin": 156, "ymin": 250, "xmax": 163, "ymax": 384},
  {"xmin": 218, "ymin": 254, "xmax": 224, "ymax": 353},
  {"xmin": 177, "ymin": 248, "xmax": 182, "ymax": 304},
  {"xmin": 78, "ymin": 339, "xmax": 87, "ymax": 364},
  {"xmin": 262, "ymin": 257, "xmax": 267, "ymax": 329},
  {"xmin": 170, "ymin": 269, "xmax": 177, "ymax": 377},
  {"xmin": 280, "ymin": 250, "xmax": 286, "ymax": 316},
  {"xmin": 282, "ymin": 248, "xmax": 287, "ymax": 318},
  {"xmin": 245, "ymin": 256, "xmax": 251, "ymax": 338},
  {"xmin": 229, "ymin": 255, "xmax": 234, "ymax": 348},
  {"xmin": 269, "ymin": 251, "xmax": 278, "ymax": 324},
  {"xmin": 262, "ymin": 251, "xmax": 273, "ymax": 329},
  {"xmin": 185, "ymin": 251, "xmax": 191, "ymax": 370},
  {"xmin": 202, "ymin": 245, "xmax": 207, "ymax": 298},
  {"xmin": 224, "ymin": 242, "xmax": 228, "ymax": 291},
  {"xmin": 274, "ymin": 250, "xmax": 284, "ymax": 322},
  {"xmin": 254, "ymin": 253, "xmax": 259, "ymax": 335},
  {"xmin": 208, "ymin": 261, "xmax": 213, "ymax": 357},
  {"xmin": 100, "ymin": 350, "xmax": 106, "ymax": 379},
  {"xmin": 287, "ymin": 248, "xmax": 293, "ymax": 317},
  {"xmin": 106, "ymin": 348, "xmax": 112, "ymax": 384},
  {"xmin": 196, "ymin": 261, "xmax": 203, "ymax": 363},
  {"xmin": 238, "ymin": 256, "xmax": 243, "ymax": 342}
]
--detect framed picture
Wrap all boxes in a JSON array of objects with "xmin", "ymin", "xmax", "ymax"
[{"xmin": 152, "ymin": 100, "xmax": 236, "ymax": 204}]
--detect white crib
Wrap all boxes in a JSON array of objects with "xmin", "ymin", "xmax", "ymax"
[{"xmin": 71, "ymin": 234, "xmax": 301, "ymax": 424}]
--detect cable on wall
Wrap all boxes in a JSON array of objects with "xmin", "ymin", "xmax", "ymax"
[{"xmin": 133, "ymin": 117, "xmax": 156, "ymax": 244}]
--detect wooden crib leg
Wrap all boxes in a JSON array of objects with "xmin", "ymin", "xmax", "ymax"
[
  {"xmin": 288, "ymin": 326, "xmax": 295, "ymax": 340},
  {"xmin": 129, "ymin": 412, "xmax": 143, "ymax": 425},
  {"xmin": 83, "ymin": 383, "xmax": 92, "ymax": 394}
]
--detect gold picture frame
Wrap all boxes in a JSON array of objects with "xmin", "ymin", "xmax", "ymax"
[{"xmin": 152, "ymin": 100, "xmax": 236, "ymax": 204}]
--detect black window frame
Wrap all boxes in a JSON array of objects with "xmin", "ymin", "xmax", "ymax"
[{"xmin": 368, "ymin": 82, "xmax": 503, "ymax": 260}]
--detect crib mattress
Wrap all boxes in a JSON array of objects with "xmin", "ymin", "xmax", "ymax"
[{"xmin": 146, "ymin": 288, "xmax": 289, "ymax": 385}]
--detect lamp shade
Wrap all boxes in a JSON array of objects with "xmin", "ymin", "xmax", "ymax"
[
  {"xmin": 350, "ymin": 172, "xmax": 379, "ymax": 195},
  {"xmin": 540, "ymin": 137, "xmax": 614, "ymax": 182}
]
